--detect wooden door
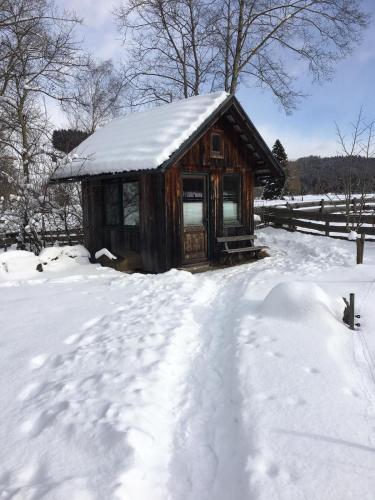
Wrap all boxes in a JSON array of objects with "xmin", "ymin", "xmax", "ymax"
[{"xmin": 182, "ymin": 175, "xmax": 208, "ymax": 264}]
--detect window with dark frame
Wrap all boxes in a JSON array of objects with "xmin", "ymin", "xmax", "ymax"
[
  {"xmin": 223, "ymin": 174, "xmax": 241, "ymax": 225},
  {"xmin": 103, "ymin": 180, "xmax": 140, "ymax": 226},
  {"xmin": 123, "ymin": 181, "xmax": 140, "ymax": 226},
  {"xmin": 211, "ymin": 133, "xmax": 223, "ymax": 158},
  {"xmin": 103, "ymin": 182, "xmax": 121, "ymax": 226}
]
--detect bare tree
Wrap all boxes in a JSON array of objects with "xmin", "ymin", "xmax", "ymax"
[
  {"xmin": 62, "ymin": 58, "xmax": 129, "ymax": 133},
  {"xmin": 335, "ymin": 108, "xmax": 375, "ymax": 230},
  {"xmin": 0, "ymin": 0, "xmax": 84, "ymax": 251},
  {"xmin": 114, "ymin": 0, "xmax": 217, "ymax": 104},
  {"xmin": 115, "ymin": 0, "xmax": 368, "ymax": 110},
  {"xmin": 212, "ymin": 0, "xmax": 367, "ymax": 109}
]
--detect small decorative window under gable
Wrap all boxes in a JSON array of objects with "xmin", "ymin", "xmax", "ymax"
[{"xmin": 211, "ymin": 132, "xmax": 224, "ymax": 158}]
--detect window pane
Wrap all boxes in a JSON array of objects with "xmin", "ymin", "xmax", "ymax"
[
  {"xmin": 183, "ymin": 178, "xmax": 204, "ymax": 226},
  {"xmin": 104, "ymin": 182, "xmax": 120, "ymax": 226},
  {"xmin": 123, "ymin": 182, "xmax": 139, "ymax": 226},
  {"xmin": 223, "ymin": 201, "xmax": 238, "ymax": 222},
  {"xmin": 223, "ymin": 175, "xmax": 240, "ymax": 224}
]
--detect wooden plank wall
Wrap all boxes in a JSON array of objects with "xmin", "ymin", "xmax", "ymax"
[
  {"xmin": 82, "ymin": 178, "xmax": 105, "ymax": 257},
  {"xmin": 140, "ymin": 171, "xmax": 167, "ymax": 272},
  {"xmin": 165, "ymin": 166, "xmax": 182, "ymax": 269},
  {"xmin": 83, "ymin": 173, "xmax": 167, "ymax": 272},
  {"xmin": 166, "ymin": 115, "xmax": 255, "ymax": 266}
]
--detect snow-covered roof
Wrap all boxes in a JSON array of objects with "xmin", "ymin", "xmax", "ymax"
[{"xmin": 53, "ymin": 91, "xmax": 229, "ymax": 180}]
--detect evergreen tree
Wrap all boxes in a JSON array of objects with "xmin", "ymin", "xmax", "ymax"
[
  {"xmin": 52, "ymin": 129, "xmax": 91, "ymax": 154},
  {"xmin": 263, "ymin": 139, "xmax": 287, "ymax": 199},
  {"xmin": 272, "ymin": 139, "xmax": 288, "ymax": 168}
]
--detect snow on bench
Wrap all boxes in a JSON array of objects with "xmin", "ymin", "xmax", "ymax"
[{"xmin": 95, "ymin": 248, "xmax": 117, "ymax": 260}]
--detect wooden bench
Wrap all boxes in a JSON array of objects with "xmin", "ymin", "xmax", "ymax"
[{"xmin": 217, "ymin": 235, "xmax": 267, "ymax": 259}]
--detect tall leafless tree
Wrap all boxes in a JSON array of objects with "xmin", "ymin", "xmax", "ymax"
[
  {"xmin": 62, "ymin": 58, "xmax": 129, "ymax": 133},
  {"xmin": 115, "ymin": 0, "xmax": 368, "ymax": 110},
  {"xmin": 212, "ymin": 0, "xmax": 368, "ymax": 110},
  {"xmin": 334, "ymin": 108, "xmax": 375, "ymax": 229},
  {"xmin": 114, "ymin": 0, "xmax": 218, "ymax": 104}
]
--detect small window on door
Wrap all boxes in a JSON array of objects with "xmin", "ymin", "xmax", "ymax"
[
  {"xmin": 183, "ymin": 177, "xmax": 204, "ymax": 226},
  {"xmin": 211, "ymin": 133, "xmax": 223, "ymax": 158},
  {"xmin": 223, "ymin": 174, "xmax": 241, "ymax": 225},
  {"xmin": 123, "ymin": 181, "xmax": 140, "ymax": 226},
  {"xmin": 103, "ymin": 182, "xmax": 121, "ymax": 226}
]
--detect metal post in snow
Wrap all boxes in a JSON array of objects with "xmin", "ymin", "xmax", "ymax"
[{"xmin": 349, "ymin": 293, "xmax": 355, "ymax": 331}]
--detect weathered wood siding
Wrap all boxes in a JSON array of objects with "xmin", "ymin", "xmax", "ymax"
[
  {"xmin": 139, "ymin": 171, "xmax": 166, "ymax": 272},
  {"xmin": 82, "ymin": 173, "xmax": 166, "ymax": 272},
  {"xmin": 82, "ymin": 178, "xmax": 105, "ymax": 255},
  {"xmin": 165, "ymin": 115, "xmax": 255, "ymax": 267}
]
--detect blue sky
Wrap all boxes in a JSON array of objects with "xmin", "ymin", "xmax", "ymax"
[{"xmin": 56, "ymin": 0, "xmax": 375, "ymax": 159}]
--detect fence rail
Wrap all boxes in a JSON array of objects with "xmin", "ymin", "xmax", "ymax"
[
  {"xmin": 0, "ymin": 228, "xmax": 84, "ymax": 250},
  {"xmin": 255, "ymin": 198, "xmax": 375, "ymax": 239}
]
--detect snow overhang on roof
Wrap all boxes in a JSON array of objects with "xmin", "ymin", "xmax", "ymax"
[{"xmin": 51, "ymin": 91, "xmax": 284, "ymax": 183}]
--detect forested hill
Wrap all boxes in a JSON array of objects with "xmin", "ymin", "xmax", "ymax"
[{"xmin": 287, "ymin": 156, "xmax": 375, "ymax": 195}]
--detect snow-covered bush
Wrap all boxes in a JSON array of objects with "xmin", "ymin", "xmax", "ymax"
[
  {"xmin": 0, "ymin": 245, "xmax": 90, "ymax": 279},
  {"xmin": 39, "ymin": 245, "xmax": 90, "ymax": 264}
]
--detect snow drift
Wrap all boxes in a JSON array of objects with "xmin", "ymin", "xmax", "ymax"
[
  {"xmin": 258, "ymin": 281, "xmax": 344, "ymax": 324},
  {"xmin": 0, "ymin": 250, "xmax": 39, "ymax": 277},
  {"xmin": 0, "ymin": 245, "xmax": 91, "ymax": 280}
]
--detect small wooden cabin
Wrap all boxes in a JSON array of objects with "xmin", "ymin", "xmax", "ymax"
[{"xmin": 52, "ymin": 92, "xmax": 283, "ymax": 273}]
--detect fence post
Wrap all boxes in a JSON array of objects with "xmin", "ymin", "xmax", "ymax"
[
  {"xmin": 325, "ymin": 221, "xmax": 330, "ymax": 236},
  {"xmin": 288, "ymin": 203, "xmax": 295, "ymax": 231},
  {"xmin": 319, "ymin": 199, "xmax": 325, "ymax": 214},
  {"xmin": 356, "ymin": 233, "xmax": 365, "ymax": 264}
]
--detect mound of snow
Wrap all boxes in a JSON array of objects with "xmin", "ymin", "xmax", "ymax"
[
  {"xmin": 40, "ymin": 245, "xmax": 90, "ymax": 264},
  {"xmin": 0, "ymin": 245, "xmax": 91, "ymax": 281},
  {"xmin": 0, "ymin": 250, "xmax": 39, "ymax": 277},
  {"xmin": 258, "ymin": 281, "xmax": 343, "ymax": 323},
  {"xmin": 348, "ymin": 230, "xmax": 358, "ymax": 241}
]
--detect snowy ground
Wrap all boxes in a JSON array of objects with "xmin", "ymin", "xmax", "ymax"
[{"xmin": 1, "ymin": 229, "xmax": 375, "ymax": 500}]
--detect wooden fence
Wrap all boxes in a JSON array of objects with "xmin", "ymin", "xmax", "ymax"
[
  {"xmin": 0, "ymin": 228, "xmax": 84, "ymax": 250},
  {"xmin": 255, "ymin": 198, "xmax": 375, "ymax": 239}
]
